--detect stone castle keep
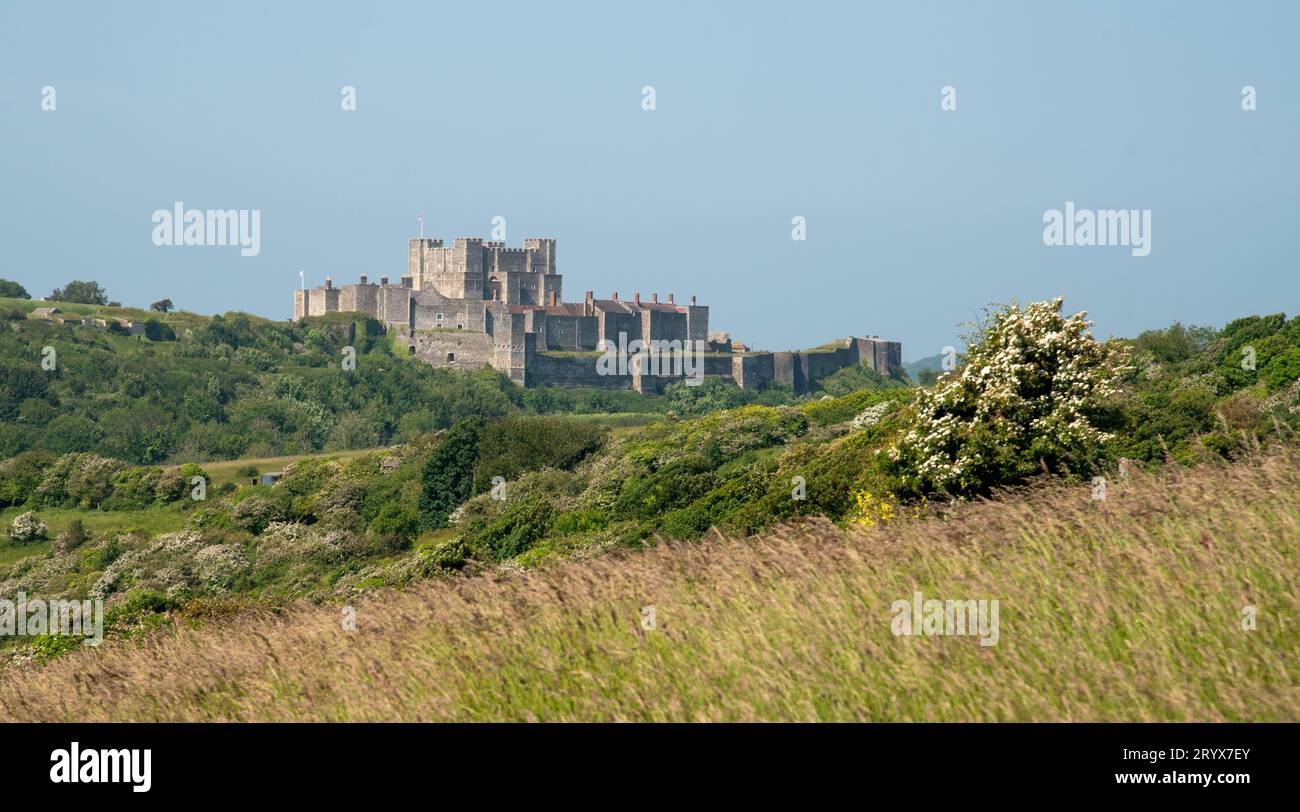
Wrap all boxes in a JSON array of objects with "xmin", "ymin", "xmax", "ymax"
[{"xmin": 294, "ymin": 236, "xmax": 901, "ymax": 393}]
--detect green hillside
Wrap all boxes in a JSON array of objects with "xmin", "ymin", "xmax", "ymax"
[
  {"xmin": 0, "ymin": 297, "xmax": 669, "ymax": 464},
  {"xmin": 2, "ymin": 297, "xmax": 1299, "ymax": 690},
  {"xmin": 3, "ymin": 444, "xmax": 1296, "ymax": 722}
]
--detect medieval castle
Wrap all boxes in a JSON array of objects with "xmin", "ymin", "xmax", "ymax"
[{"xmin": 294, "ymin": 236, "xmax": 901, "ymax": 393}]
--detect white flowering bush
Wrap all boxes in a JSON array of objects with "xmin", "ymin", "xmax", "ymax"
[
  {"xmin": 850, "ymin": 400, "xmax": 895, "ymax": 431},
  {"xmin": 146, "ymin": 529, "xmax": 206, "ymax": 556},
  {"xmin": 890, "ymin": 298, "xmax": 1126, "ymax": 494},
  {"xmin": 194, "ymin": 544, "xmax": 249, "ymax": 590},
  {"xmin": 7, "ymin": 511, "xmax": 49, "ymax": 543},
  {"xmin": 231, "ymin": 494, "xmax": 287, "ymax": 534},
  {"xmin": 254, "ymin": 522, "xmax": 347, "ymax": 568}
]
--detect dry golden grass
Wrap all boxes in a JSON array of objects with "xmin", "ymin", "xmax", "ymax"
[{"xmin": 2, "ymin": 453, "xmax": 1297, "ymax": 721}]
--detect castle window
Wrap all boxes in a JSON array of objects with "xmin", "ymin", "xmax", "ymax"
[
  {"xmin": 447, "ymin": 352, "xmax": 455, "ymax": 362},
  {"xmin": 436, "ymin": 313, "xmax": 444, "ymax": 324},
  {"xmin": 408, "ymin": 345, "xmax": 415, "ymax": 355}
]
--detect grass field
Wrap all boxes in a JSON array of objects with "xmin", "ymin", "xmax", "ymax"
[
  {"xmin": 179, "ymin": 447, "xmax": 383, "ymax": 489},
  {"xmin": 0, "ymin": 295, "xmax": 230, "ymax": 334},
  {"xmin": 0, "ymin": 506, "xmax": 191, "ymax": 566},
  {"xmin": 2, "ymin": 450, "xmax": 1295, "ymax": 722},
  {"xmin": 561, "ymin": 411, "xmax": 665, "ymax": 436}
]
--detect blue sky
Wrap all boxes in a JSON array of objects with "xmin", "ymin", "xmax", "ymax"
[{"xmin": 1, "ymin": 0, "xmax": 1296, "ymax": 360}]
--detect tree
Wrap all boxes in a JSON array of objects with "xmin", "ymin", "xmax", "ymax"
[
  {"xmin": 150, "ymin": 299, "xmax": 174, "ymax": 312},
  {"xmin": 144, "ymin": 319, "xmax": 176, "ymax": 341},
  {"xmin": 0, "ymin": 279, "xmax": 30, "ymax": 299},
  {"xmin": 42, "ymin": 414, "xmax": 104, "ymax": 454},
  {"xmin": 419, "ymin": 416, "xmax": 485, "ymax": 529},
  {"xmin": 50, "ymin": 281, "xmax": 108, "ymax": 305},
  {"xmin": 890, "ymin": 298, "xmax": 1127, "ymax": 495}
]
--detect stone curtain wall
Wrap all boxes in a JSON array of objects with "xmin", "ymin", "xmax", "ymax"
[
  {"xmin": 410, "ymin": 330, "xmax": 493, "ymax": 370},
  {"xmin": 296, "ymin": 236, "xmax": 900, "ymax": 391}
]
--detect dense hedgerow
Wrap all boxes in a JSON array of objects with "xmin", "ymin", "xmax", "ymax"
[
  {"xmin": 1110, "ymin": 313, "xmax": 1300, "ymax": 464},
  {"xmin": 0, "ymin": 451, "xmax": 209, "ymax": 512}
]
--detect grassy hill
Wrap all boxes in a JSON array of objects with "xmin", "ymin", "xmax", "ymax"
[
  {"xmin": 903, "ymin": 352, "xmax": 947, "ymax": 379},
  {"xmin": 2, "ymin": 298, "xmax": 1300, "ymax": 719},
  {"xmin": 1, "ymin": 450, "xmax": 1294, "ymax": 722},
  {"xmin": 0, "ymin": 297, "xmax": 670, "ymax": 465}
]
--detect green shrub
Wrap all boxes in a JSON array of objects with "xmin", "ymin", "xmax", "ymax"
[
  {"xmin": 472, "ymin": 416, "xmax": 606, "ymax": 492},
  {"xmin": 800, "ymin": 388, "xmax": 910, "ymax": 427},
  {"xmin": 663, "ymin": 378, "xmax": 760, "ymax": 416},
  {"xmin": 417, "ymin": 536, "xmax": 470, "ymax": 573},
  {"xmin": 117, "ymin": 588, "xmax": 179, "ymax": 616},
  {"xmin": 814, "ymin": 362, "xmax": 909, "ymax": 396},
  {"xmin": 22, "ymin": 634, "xmax": 83, "ymax": 663},
  {"xmin": 1262, "ymin": 347, "xmax": 1300, "ymax": 391},
  {"xmin": 95, "ymin": 537, "xmax": 125, "ymax": 569},
  {"xmin": 231, "ymin": 494, "xmax": 286, "ymax": 534},
  {"xmin": 143, "ymin": 319, "xmax": 176, "ymax": 341},
  {"xmin": 419, "ymin": 417, "xmax": 485, "ymax": 529},
  {"xmin": 53, "ymin": 519, "xmax": 89, "ymax": 553},
  {"xmin": 468, "ymin": 497, "xmax": 555, "ymax": 560},
  {"xmin": 370, "ymin": 503, "xmax": 421, "ymax": 547},
  {"xmin": 614, "ymin": 454, "xmax": 718, "ymax": 520},
  {"xmin": 0, "ymin": 450, "xmax": 56, "ymax": 507},
  {"xmin": 551, "ymin": 509, "xmax": 610, "ymax": 535},
  {"xmin": 105, "ymin": 466, "xmax": 165, "ymax": 509}
]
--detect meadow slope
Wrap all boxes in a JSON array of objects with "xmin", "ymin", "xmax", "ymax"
[{"xmin": 1, "ymin": 452, "xmax": 1297, "ymax": 722}]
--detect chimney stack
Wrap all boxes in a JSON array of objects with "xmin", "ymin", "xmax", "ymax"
[
  {"xmin": 652, "ymin": 293, "xmax": 659, "ymax": 304},
  {"xmin": 634, "ymin": 292, "xmax": 641, "ymax": 305},
  {"xmin": 690, "ymin": 295, "xmax": 697, "ymax": 306},
  {"xmin": 359, "ymin": 274, "xmax": 368, "ymax": 285},
  {"xmin": 668, "ymin": 293, "xmax": 675, "ymax": 305},
  {"xmin": 612, "ymin": 292, "xmax": 618, "ymax": 301},
  {"xmin": 325, "ymin": 276, "xmax": 333, "ymax": 289},
  {"xmin": 380, "ymin": 276, "xmax": 389, "ymax": 286}
]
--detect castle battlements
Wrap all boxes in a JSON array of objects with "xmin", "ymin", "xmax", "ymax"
[{"xmin": 295, "ymin": 235, "xmax": 900, "ymax": 392}]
